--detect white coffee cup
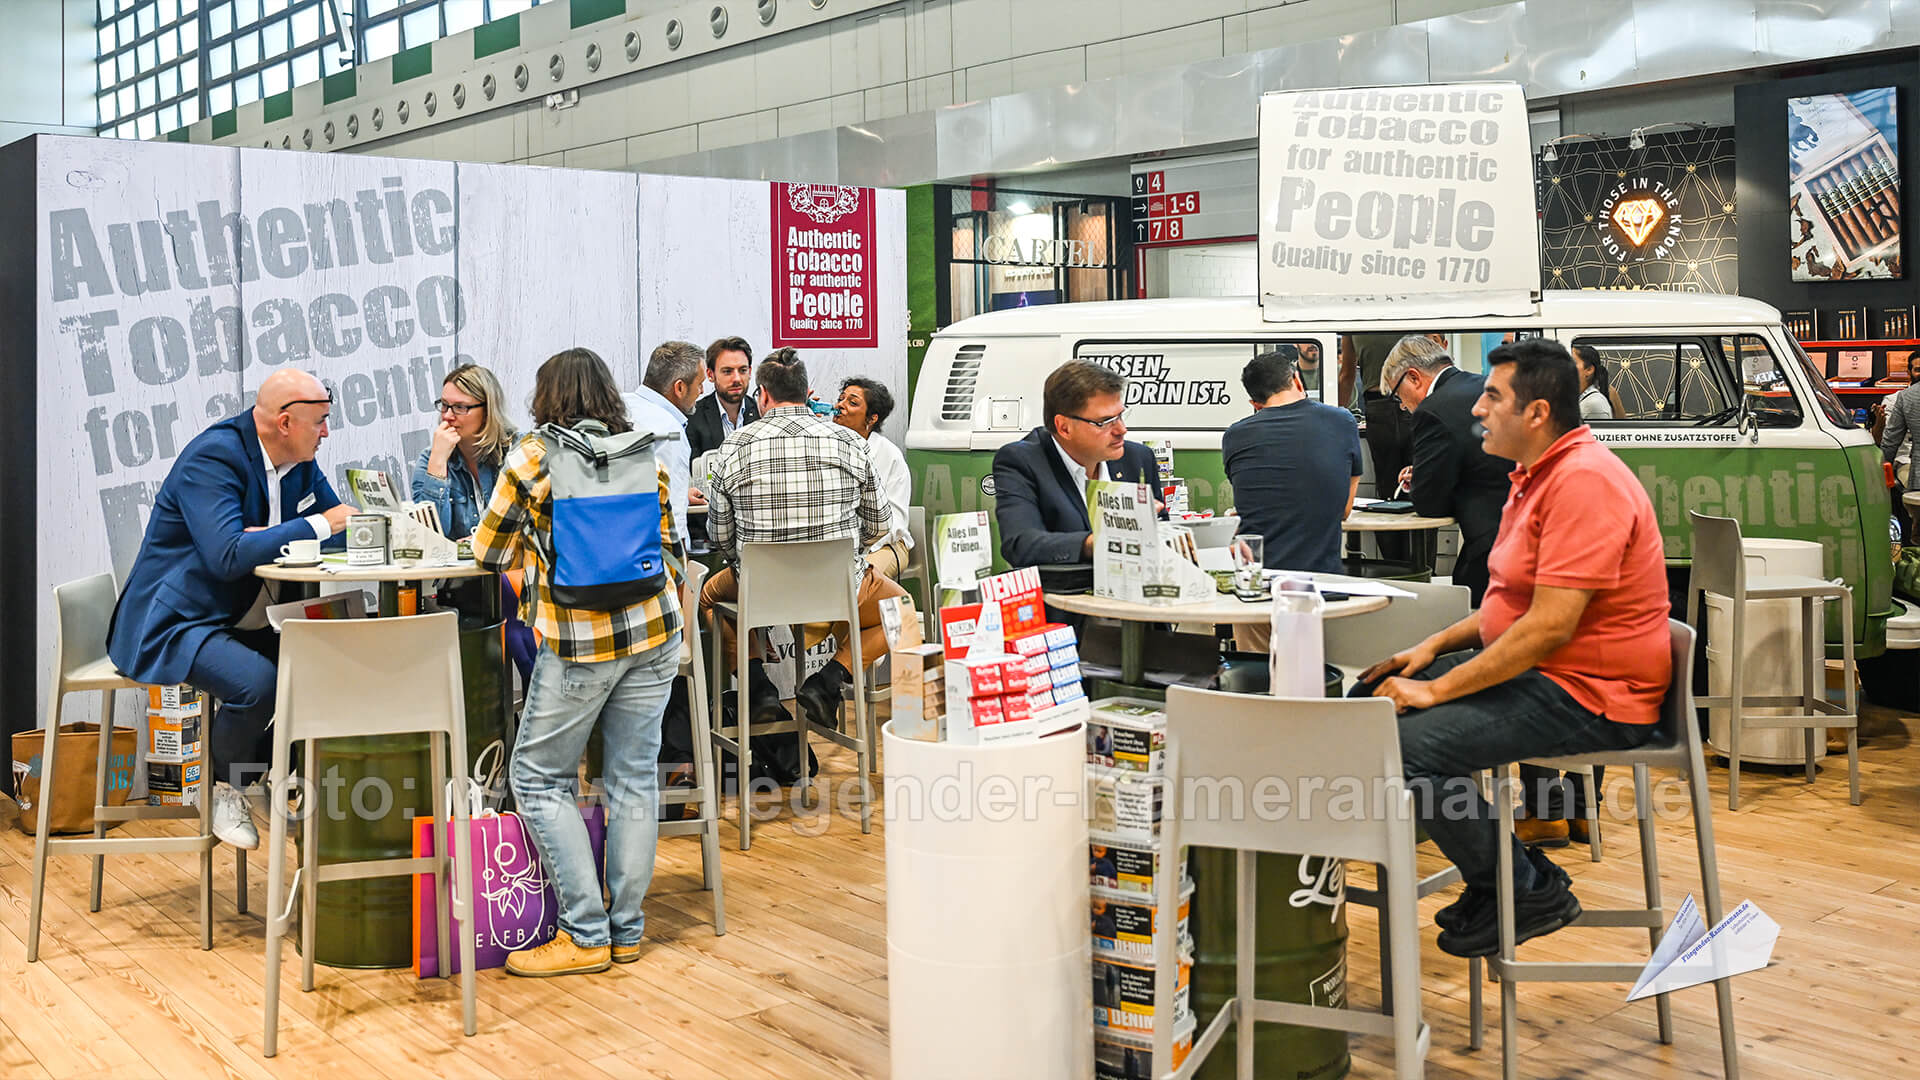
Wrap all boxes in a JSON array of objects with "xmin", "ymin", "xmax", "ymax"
[{"xmin": 280, "ymin": 538, "xmax": 321, "ymax": 563}]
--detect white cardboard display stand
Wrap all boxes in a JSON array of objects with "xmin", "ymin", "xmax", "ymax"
[
  {"xmin": 884, "ymin": 721, "xmax": 1091, "ymax": 1079},
  {"xmin": 1705, "ymin": 536, "xmax": 1828, "ymax": 764}
]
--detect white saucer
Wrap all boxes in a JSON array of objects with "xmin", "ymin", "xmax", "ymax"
[{"xmin": 273, "ymin": 556, "xmax": 323, "ymax": 568}]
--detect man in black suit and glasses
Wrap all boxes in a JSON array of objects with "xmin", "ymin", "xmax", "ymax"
[{"xmin": 991, "ymin": 360, "xmax": 1160, "ymax": 569}]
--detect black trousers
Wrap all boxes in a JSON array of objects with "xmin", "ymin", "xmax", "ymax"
[
  {"xmin": 1362, "ymin": 393, "xmax": 1413, "ymax": 563},
  {"xmin": 1519, "ymin": 762, "xmax": 1603, "ymax": 821}
]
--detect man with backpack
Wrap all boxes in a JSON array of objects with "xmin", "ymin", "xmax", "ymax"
[{"xmin": 473, "ymin": 347, "xmax": 684, "ymax": 978}]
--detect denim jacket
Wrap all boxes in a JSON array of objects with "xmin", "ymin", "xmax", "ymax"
[{"xmin": 412, "ymin": 445, "xmax": 503, "ymax": 540}]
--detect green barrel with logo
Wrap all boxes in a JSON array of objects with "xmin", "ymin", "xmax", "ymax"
[
  {"xmin": 1187, "ymin": 667, "xmax": 1350, "ymax": 1080},
  {"xmin": 296, "ymin": 599, "xmax": 507, "ymax": 968}
]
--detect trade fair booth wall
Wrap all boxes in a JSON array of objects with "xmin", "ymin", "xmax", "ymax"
[
  {"xmin": 1734, "ymin": 56, "xmax": 1916, "ymax": 337},
  {"xmin": 0, "ymin": 135, "xmax": 909, "ymax": 795}
]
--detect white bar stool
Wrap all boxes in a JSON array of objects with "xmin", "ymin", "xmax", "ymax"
[
  {"xmin": 1157, "ymin": 687, "xmax": 1429, "ymax": 1080},
  {"xmin": 707, "ymin": 537, "xmax": 872, "ymax": 849},
  {"xmin": 27, "ymin": 572, "xmax": 235, "ymax": 962},
  {"xmin": 1490, "ymin": 620, "xmax": 1740, "ymax": 1080},
  {"xmin": 1688, "ymin": 511, "xmax": 1859, "ymax": 809},
  {"xmin": 262, "ymin": 612, "xmax": 477, "ymax": 1056}
]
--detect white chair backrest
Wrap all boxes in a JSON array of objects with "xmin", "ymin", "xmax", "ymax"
[
  {"xmin": 54, "ymin": 572, "xmax": 119, "ymax": 679},
  {"xmin": 1323, "ymin": 579, "xmax": 1471, "ymax": 670},
  {"xmin": 1659, "ymin": 619, "xmax": 1697, "ymax": 747},
  {"xmin": 276, "ymin": 612, "xmax": 464, "ymax": 742},
  {"xmin": 736, "ymin": 538, "xmax": 859, "ymax": 628},
  {"xmin": 1164, "ymin": 686, "xmax": 1408, "ymax": 867},
  {"xmin": 904, "ymin": 506, "xmax": 929, "ymax": 580},
  {"xmin": 1689, "ymin": 512, "xmax": 1745, "ymax": 601},
  {"xmin": 681, "ymin": 559, "xmax": 710, "ymax": 669}
]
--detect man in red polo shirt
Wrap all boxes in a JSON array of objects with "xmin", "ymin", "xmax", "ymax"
[{"xmin": 1356, "ymin": 338, "xmax": 1671, "ymax": 958}]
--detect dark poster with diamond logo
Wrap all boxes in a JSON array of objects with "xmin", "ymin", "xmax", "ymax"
[{"xmin": 1537, "ymin": 127, "xmax": 1738, "ymax": 292}]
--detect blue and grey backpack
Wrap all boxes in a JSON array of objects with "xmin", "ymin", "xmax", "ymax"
[{"xmin": 536, "ymin": 421, "xmax": 681, "ymax": 610}]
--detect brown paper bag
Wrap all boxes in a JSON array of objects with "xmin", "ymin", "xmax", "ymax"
[{"xmin": 10, "ymin": 723, "xmax": 136, "ymax": 835}]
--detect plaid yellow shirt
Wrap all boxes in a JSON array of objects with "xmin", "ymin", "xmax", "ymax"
[{"xmin": 473, "ymin": 428, "xmax": 682, "ymax": 663}]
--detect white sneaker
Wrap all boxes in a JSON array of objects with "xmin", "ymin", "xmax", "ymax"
[{"xmin": 211, "ymin": 782, "xmax": 260, "ymax": 850}]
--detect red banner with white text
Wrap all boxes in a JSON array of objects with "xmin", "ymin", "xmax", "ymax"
[{"xmin": 769, "ymin": 183, "xmax": 878, "ymax": 349}]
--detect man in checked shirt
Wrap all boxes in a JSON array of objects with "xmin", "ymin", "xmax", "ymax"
[{"xmin": 699, "ymin": 348, "xmax": 904, "ymax": 735}]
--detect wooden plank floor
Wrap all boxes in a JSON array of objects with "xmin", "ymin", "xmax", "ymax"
[{"xmin": 2, "ymin": 703, "xmax": 1916, "ymax": 1079}]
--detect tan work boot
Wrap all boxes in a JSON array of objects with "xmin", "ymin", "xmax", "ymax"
[
  {"xmin": 506, "ymin": 929, "xmax": 611, "ymax": 977},
  {"xmin": 1567, "ymin": 818, "xmax": 1593, "ymax": 846},
  {"xmin": 1514, "ymin": 817, "xmax": 1570, "ymax": 849},
  {"xmin": 612, "ymin": 942, "xmax": 643, "ymax": 964}
]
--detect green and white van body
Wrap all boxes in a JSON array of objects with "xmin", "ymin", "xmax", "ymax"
[{"xmin": 905, "ymin": 292, "xmax": 1892, "ymax": 655}]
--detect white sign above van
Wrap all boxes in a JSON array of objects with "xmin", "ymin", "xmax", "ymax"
[{"xmin": 1257, "ymin": 83, "xmax": 1541, "ymax": 322}]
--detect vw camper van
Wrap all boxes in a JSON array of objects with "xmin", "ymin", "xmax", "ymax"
[{"xmin": 905, "ymin": 292, "xmax": 1893, "ymax": 654}]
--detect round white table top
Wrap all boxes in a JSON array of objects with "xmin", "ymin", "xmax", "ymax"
[
  {"xmin": 1044, "ymin": 589, "xmax": 1387, "ymax": 626},
  {"xmin": 1343, "ymin": 510, "xmax": 1456, "ymax": 532},
  {"xmin": 255, "ymin": 558, "xmax": 496, "ymax": 583}
]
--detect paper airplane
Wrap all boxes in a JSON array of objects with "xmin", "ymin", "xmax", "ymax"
[{"xmin": 1628, "ymin": 895, "xmax": 1779, "ymax": 1001}]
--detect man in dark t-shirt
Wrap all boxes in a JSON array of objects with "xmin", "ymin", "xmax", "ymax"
[{"xmin": 1223, "ymin": 348, "xmax": 1364, "ymax": 652}]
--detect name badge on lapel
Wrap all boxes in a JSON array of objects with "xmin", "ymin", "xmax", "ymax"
[{"xmin": 296, "ymin": 493, "xmax": 317, "ymax": 513}]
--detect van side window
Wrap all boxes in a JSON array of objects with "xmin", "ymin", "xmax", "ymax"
[
  {"xmin": 1718, "ymin": 334, "xmax": 1804, "ymax": 428},
  {"xmin": 1571, "ymin": 338, "xmax": 1734, "ymax": 423},
  {"xmin": 1783, "ymin": 336, "xmax": 1860, "ymax": 429}
]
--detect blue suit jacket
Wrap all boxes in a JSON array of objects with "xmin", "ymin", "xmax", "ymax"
[
  {"xmin": 107, "ymin": 411, "xmax": 343, "ymax": 685},
  {"xmin": 992, "ymin": 427, "xmax": 1160, "ymax": 567}
]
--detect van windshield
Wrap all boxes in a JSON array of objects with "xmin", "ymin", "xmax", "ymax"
[{"xmin": 1785, "ymin": 337, "xmax": 1859, "ymax": 428}]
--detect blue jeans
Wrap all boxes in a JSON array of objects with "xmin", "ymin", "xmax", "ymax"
[
  {"xmin": 511, "ymin": 635, "xmax": 679, "ymax": 949},
  {"xmin": 187, "ymin": 626, "xmax": 279, "ymax": 789},
  {"xmin": 1353, "ymin": 650, "xmax": 1655, "ymax": 893}
]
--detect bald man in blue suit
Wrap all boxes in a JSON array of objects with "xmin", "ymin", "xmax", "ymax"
[{"xmin": 107, "ymin": 369, "xmax": 355, "ymax": 849}]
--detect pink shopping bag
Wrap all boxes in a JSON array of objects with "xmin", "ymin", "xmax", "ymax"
[{"xmin": 413, "ymin": 804, "xmax": 606, "ymax": 978}]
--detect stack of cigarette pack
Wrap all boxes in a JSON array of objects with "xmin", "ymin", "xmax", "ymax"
[
  {"xmin": 943, "ymin": 653, "xmax": 1036, "ymax": 745},
  {"xmin": 145, "ymin": 684, "xmax": 203, "ymax": 807},
  {"xmin": 1004, "ymin": 622, "xmax": 1085, "ymax": 727},
  {"xmin": 1086, "ymin": 696, "xmax": 1192, "ymax": 1073}
]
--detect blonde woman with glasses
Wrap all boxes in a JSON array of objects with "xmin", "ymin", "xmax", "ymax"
[
  {"xmin": 414, "ymin": 363, "xmax": 519, "ymax": 539},
  {"xmin": 415, "ymin": 363, "xmax": 539, "ymax": 681}
]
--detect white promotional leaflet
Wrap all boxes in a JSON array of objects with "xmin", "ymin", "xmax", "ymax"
[
  {"xmin": 1089, "ymin": 480, "xmax": 1214, "ymax": 605},
  {"xmin": 1257, "ymin": 83, "xmax": 1540, "ymax": 320},
  {"xmin": 1628, "ymin": 895, "xmax": 1780, "ymax": 1001},
  {"xmin": 1091, "ymin": 480, "xmax": 1158, "ymax": 603},
  {"xmin": 932, "ymin": 511, "xmax": 993, "ymax": 590},
  {"xmin": 346, "ymin": 467, "xmax": 404, "ymax": 512}
]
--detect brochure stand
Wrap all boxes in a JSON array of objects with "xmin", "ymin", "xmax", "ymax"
[{"xmin": 883, "ymin": 721, "xmax": 1091, "ymax": 1079}]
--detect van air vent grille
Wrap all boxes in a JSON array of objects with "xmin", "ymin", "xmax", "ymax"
[{"xmin": 942, "ymin": 345, "xmax": 985, "ymax": 421}]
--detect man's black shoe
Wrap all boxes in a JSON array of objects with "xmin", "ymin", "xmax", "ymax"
[
  {"xmin": 1437, "ymin": 850, "xmax": 1567, "ymax": 933},
  {"xmin": 797, "ymin": 659, "xmax": 851, "ymax": 730},
  {"xmin": 1437, "ymin": 873, "xmax": 1582, "ymax": 959},
  {"xmin": 1434, "ymin": 884, "xmax": 1493, "ymax": 934},
  {"xmin": 746, "ymin": 660, "xmax": 791, "ymax": 727}
]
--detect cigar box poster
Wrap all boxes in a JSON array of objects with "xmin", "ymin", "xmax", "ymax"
[{"xmin": 1789, "ymin": 88, "xmax": 1902, "ymax": 281}]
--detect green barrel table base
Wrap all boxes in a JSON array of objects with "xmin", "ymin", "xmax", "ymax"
[
  {"xmin": 1188, "ymin": 849, "xmax": 1351, "ymax": 1080},
  {"xmin": 285, "ymin": 577, "xmax": 510, "ymax": 970}
]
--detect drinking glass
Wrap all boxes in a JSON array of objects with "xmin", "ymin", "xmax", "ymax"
[{"xmin": 1231, "ymin": 533, "xmax": 1265, "ymax": 597}]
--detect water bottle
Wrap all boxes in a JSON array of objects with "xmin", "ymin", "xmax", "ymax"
[{"xmin": 1268, "ymin": 575, "xmax": 1326, "ymax": 697}]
